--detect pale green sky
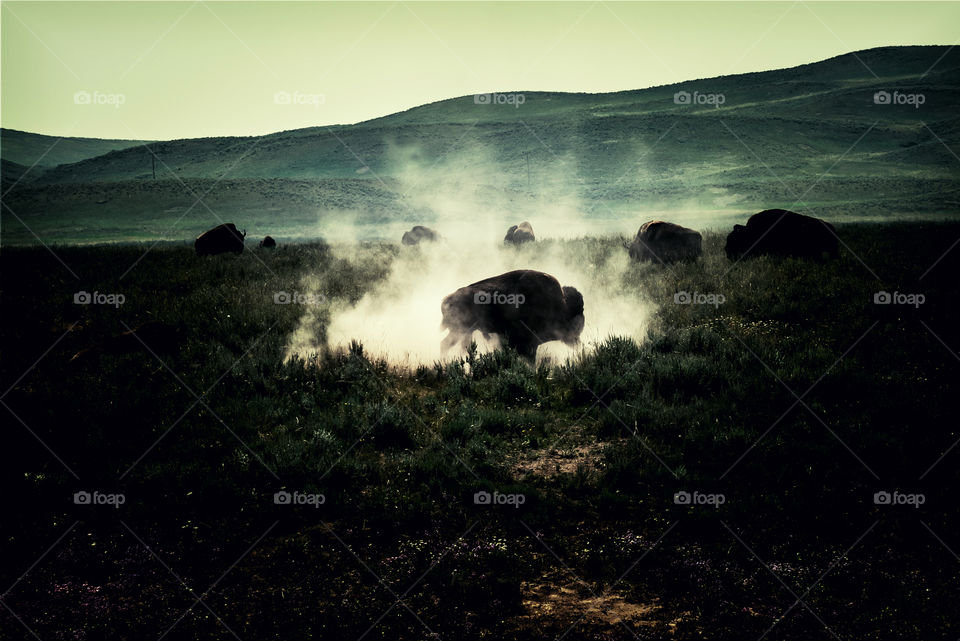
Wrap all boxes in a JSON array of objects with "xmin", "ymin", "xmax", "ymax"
[{"xmin": 2, "ymin": 1, "xmax": 957, "ymax": 140}]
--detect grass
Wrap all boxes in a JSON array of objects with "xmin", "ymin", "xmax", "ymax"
[{"xmin": 2, "ymin": 223, "xmax": 959, "ymax": 639}]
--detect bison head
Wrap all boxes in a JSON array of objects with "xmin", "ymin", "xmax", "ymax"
[
  {"xmin": 560, "ymin": 286, "xmax": 585, "ymax": 347},
  {"xmin": 724, "ymin": 224, "xmax": 750, "ymax": 260}
]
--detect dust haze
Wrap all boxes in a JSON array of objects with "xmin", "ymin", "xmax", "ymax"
[{"xmin": 283, "ymin": 138, "xmax": 664, "ymax": 367}]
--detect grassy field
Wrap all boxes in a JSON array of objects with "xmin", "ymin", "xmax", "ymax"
[{"xmin": 2, "ymin": 222, "xmax": 958, "ymax": 639}]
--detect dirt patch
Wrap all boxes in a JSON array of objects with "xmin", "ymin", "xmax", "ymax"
[
  {"xmin": 512, "ymin": 576, "xmax": 668, "ymax": 637},
  {"xmin": 511, "ymin": 423, "xmax": 626, "ymax": 481},
  {"xmin": 512, "ymin": 442, "xmax": 609, "ymax": 480},
  {"xmin": 523, "ymin": 581, "xmax": 659, "ymax": 624}
]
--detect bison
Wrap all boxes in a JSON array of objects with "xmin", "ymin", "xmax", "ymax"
[
  {"xmin": 195, "ymin": 223, "xmax": 245, "ymax": 256},
  {"xmin": 725, "ymin": 210, "xmax": 839, "ymax": 260},
  {"xmin": 504, "ymin": 221, "xmax": 535, "ymax": 245},
  {"xmin": 627, "ymin": 220, "xmax": 702, "ymax": 263},
  {"xmin": 401, "ymin": 225, "xmax": 439, "ymax": 246},
  {"xmin": 259, "ymin": 235, "xmax": 276, "ymax": 248},
  {"xmin": 441, "ymin": 270, "xmax": 584, "ymax": 362}
]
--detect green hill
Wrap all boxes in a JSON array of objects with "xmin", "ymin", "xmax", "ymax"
[
  {"xmin": 0, "ymin": 128, "xmax": 152, "ymax": 169},
  {"xmin": 2, "ymin": 45, "xmax": 958, "ymax": 245},
  {"xmin": 26, "ymin": 46, "xmax": 960, "ymax": 185}
]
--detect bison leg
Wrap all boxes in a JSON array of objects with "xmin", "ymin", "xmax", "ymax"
[
  {"xmin": 441, "ymin": 330, "xmax": 462, "ymax": 355},
  {"xmin": 504, "ymin": 330, "xmax": 538, "ymax": 363},
  {"xmin": 517, "ymin": 340, "xmax": 538, "ymax": 363},
  {"xmin": 459, "ymin": 332, "xmax": 477, "ymax": 352}
]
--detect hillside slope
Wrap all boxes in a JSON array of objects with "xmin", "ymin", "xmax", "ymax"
[
  {"xmin": 27, "ymin": 45, "xmax": 960, "ymax": 186},
  {"xmin": 2, "ymin": 46, "xmax": 958, "ymax": 245},
  {"xmin": 0, "ymin": 128, "xmax": 152, "ymax": 169}
]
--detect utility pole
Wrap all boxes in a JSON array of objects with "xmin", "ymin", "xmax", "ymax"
[{"xmin": 152, "ymin": 154, "xmax": 156, "ymax": 180}]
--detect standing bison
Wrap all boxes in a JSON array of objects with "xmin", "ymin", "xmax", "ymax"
[
  {"xmin": 504, "ymin": 221, "xmax": 535, "ymax": 245},
  {"xmin": 627, "ymin": 221, "xmax": 702, "ymax": 263},
  {"xmin": 195, "ymin": 223, "xmax": 246, "ymax": 256},
  {"xmin": 441, "ymin": 270, "xmax": 584, "ymax": 361},
  {"xmin": 259, "ymin": 235, "xmax": 276, "ymax": 248},
  {"xmin": 401, "ymin": 225, "xmax": 439, "ymax": 246},
  {"xmin": 725, "ymin": 210, "xmax": 839, "ymax": 260}
]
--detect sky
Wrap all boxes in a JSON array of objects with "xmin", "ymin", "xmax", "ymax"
[{"xmin": 2, "ymin": 1, "xmax": 958, "ymax": 141}]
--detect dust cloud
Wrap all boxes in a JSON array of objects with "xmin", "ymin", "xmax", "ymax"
[
  {"xmin": 283, "ymin": 238, "xmax": 656, "ymax": 368},
  {"xmin": 283, "ymin": 140, "xmax": 661, "ymax": 368}
]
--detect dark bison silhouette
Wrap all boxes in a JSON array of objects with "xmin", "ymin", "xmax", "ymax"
[
  {"xmin": 627, "ymin": 220, "xmax": 702, "ymax": 263},
  {"xmin": 504, "ymin": 221, "xmax": 535, "ymax": 245},
  {"xmin": 401, "ymin": 225, "xmax": 439, "ymax": 246},
  {"xmin": 195, "ymin": 223, "xmax": 245, "ymax": 256},
  {"xmin": 725, "ymin": 209, "xmax": 839, "ymax": 260},
  {"xmin": 441, "ymin": 270, "xmax": 584, "ymax": 361},
  {"xmin": 70, "ymin": 321, "xmax": 182, "ymax": 365},
  {"xmin": 259, "ymin": 235, "xmax": 276, "ymax": 248}
]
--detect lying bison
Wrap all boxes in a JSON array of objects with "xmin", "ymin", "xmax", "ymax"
[
  {"xmin": 401, "ymin": 225, "xmax": 439, "ymax": 246},
  {"xmin": 504, "ymin": 221, "xmax": 535, "ymax": 245},
  {"xmin": 627, "ymin": 220, "xmax": 702, "ymax": 263},
  {"xmin": 195, "ymin": 223, "xmax": 245, "ymax": 256},
  {"xmin": 259, "ymin": 235, "xmax": 276, "ymax": 248},
  {"xmin": 725, "ymin": 210, "xmax": 839, "ymax": 260},
  {"xmin": 441, "ymin": 270, "xmax": 584, "ymax": 361}
]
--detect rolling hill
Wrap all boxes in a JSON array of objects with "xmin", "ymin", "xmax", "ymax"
[
  {"xmin": 0, "ymin": 129, "xmax": 152, "ymax": 180},
  {"xmin": 2, "ymin": 45, "xmax": 958, "ymax": 245}
]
